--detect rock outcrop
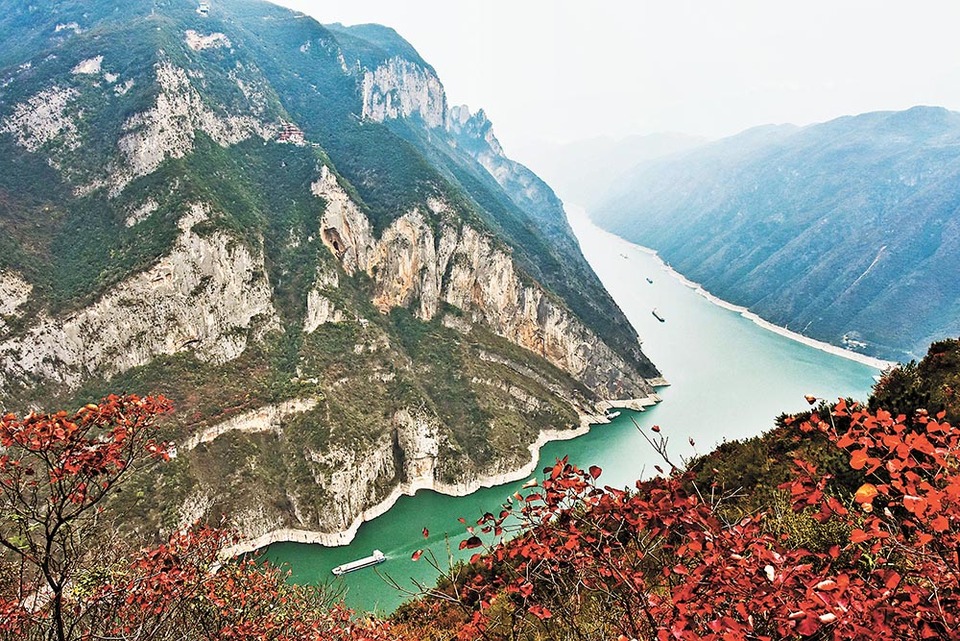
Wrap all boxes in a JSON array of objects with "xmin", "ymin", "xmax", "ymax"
[
  {"xmin": 0, "ymin": 203, "xmax": 279, "ymax": 392},
  {"xmin": 306, "ymin": 436, "xmax": 397, "ymax": 533},
  {"xmin": 185, "ymin": 30, "xmax": 232, "ymax": 52},
  {"xmin": 0, "ymin": 271, "xmax": 32, "ymax": 335},
  {"xmin": 182, "ymin": 397, "xmax": 320, "ymax": 451},
  {"xmin": 394, "ymin": 407, "xmax": 441, "ymax": 484},
  {"xmin": 361, "ymin": 56, "xmax": 446, "ymax": 128},
  {"xmin": 312, "ymin": 165, "xmax": 653, "ymax": 400},
  {"xmin": 0, "ymin": 85, "xmax": 80, "ymax": 153},
  {"xmin": 111, "ymin": 62, "xmax": 278, "ymax": 195}
]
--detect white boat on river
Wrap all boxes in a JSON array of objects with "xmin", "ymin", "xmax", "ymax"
[{"xmin": 331, "ymin": 550, "xmax": 386, "ymax": 575}]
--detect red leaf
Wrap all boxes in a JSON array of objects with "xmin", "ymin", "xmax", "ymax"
[
  {"xmin": 903, "ymin": 495, "xmax": 928, "ymax": 517},
  {"xmin": 588, "ymin": 465, "xmax": 602, "ymax": 480},
  {"xmin": 796, "ymin": 615, "xmax": 820, "ymax": 635},
  {"xmin": 854, "ymin": 483, "xmax": 878, "ymax": 504},
  {"xmin": 850, "ymin": 529, "xmax": 873, "ymax": 544},
  {"xmin": 931, "ymin": 515, "xmax": 949, "ymax": 532},
  {"xmin": 528, "ymin": 604, "xmax": 552, "ymax": 620},
  {"xmin": 849, "ymin": 449, "xmax": 869, "ymax": 470},
  {"xmin": 883, "ymin": 570, "xmax": 902, "ymax": 590}
]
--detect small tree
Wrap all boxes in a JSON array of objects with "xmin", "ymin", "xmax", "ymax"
[{"xmin": 0, "ymin": 394, "xmax": 173, "ymax": 641}]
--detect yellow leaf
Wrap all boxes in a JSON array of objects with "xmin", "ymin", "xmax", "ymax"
[{"xmin": 854, "ymin": 483, "xmax": 878, "ymax": 504}]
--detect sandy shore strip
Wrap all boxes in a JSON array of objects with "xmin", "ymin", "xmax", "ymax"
[
  {"xmin": 564, "ymin": 203, "xmax": 895, "ymax": 372},
  {"xmin": 224, "ymin": 392, "xmax": 661, "ymax": 557},
  {"xmin": 633, "ymin": 244, "xmax": 894, "ymax": 372}
]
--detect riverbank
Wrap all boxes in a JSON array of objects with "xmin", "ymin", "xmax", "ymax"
[
  {"xmin": 568, "ymin": 205, "xmax": 894, "ymax": 372},
  {"xmin": 654, "ymin": 258, "xmax": 894, "ymax": 371},
  {"xmin": 265, "ymin": 204, "xmax": 880, "ymax": 613},
  {"xmin": 224, "ymin": 391, "xmax": 663, "ymax": 557}
]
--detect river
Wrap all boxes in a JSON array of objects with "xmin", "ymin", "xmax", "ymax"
[{"xmin": 264, "ymin": 204, "xmax": 883, "ymax": 614}]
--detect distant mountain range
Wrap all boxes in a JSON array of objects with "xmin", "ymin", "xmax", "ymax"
[
  {"xmin": 0, "ymin": 0, "xmax": 659, "ymax": 543},
  {"xmin": 591, "ymin": 106, "xmax": 960, "ymax": 362}
]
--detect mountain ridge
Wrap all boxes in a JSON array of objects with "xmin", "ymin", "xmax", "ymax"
[
  {"xmin": 593, "ymin": 105, "xmax": 960, "ymax": 362},
  {"xmin": 0, "ymin": 0, "xmax": 659, "ymax": 544}
]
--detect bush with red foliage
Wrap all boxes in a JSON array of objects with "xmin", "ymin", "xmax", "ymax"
[
  {"xmin": 0, "ymin": 395, "xmax": 403, "ymax": 641},
  {"xmin": 412, "ymin": 399, "xmax": 960, "ymax": 640}
]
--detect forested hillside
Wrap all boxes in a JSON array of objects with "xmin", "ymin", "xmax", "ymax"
[{"xmin": 595, "ymin": 107, "xmax": 960, "ymax": 362}]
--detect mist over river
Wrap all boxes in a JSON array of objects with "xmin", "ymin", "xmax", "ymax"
[{"xmin": 264, "ymin": 205, "xmax": 881, "ymax": 614}]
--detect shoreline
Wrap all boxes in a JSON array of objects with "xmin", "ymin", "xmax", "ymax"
[
  {"xmin": 224, "ymin": 391, "xmax": 662, "ymax": 557},
  {"xmin": 566, "ymin": 204, "xmax": 894, "ymax": 372},
  {"xmin": 650, "ymin": 255, "xmax": 894, "ymax": 371}
]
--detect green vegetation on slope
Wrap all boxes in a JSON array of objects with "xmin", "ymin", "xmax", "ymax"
[{"xmin": 595, "ymin": 107, "xmax": 960, "ymax": 362}]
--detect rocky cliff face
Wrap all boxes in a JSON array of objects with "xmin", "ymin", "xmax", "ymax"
[
  {"xmin": 0, "ymin": 0, "xmax": 659, "ymax": 546},
  {"xmin": 361, "ymin": 57, "xmax": 446, "ymax": 129},
  {"xmin": 445, "ymin": 104, "xmax": 564, "ymax": 230},
  {"xmin": 0, "ymin": 203, "xmax": 278, "ymax": 394},
  {"xmin": 109, "ymin": 61, "xmax": 278, "ymax": 196},
  {"xmin": 312, "ymin": 165, "xmax": 651, "ymax": 399},
  {"xmin": 0, "ymin": 271, "xmax": 31, "ymax": 335}
]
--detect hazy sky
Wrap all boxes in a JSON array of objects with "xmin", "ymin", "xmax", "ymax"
[{"xmin": 272, "ymin": 1, "xmax": 960, "ymax": 155}]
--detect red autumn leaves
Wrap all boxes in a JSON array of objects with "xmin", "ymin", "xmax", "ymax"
[
  {"xmin": 0, "ymin": 395, "xmax": 401, "ymax": 641},
  {"xmin": 432, "ymin": 400, "xmax": 960, "ymax": 640},
  {"xmin": 4, "ymin": 389, "xmax": 959, "ymax": 641}
]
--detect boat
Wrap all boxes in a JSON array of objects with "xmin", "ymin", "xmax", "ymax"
[
  {"xmin": 331, "ymin": 550, "xmax": 386, "ymax": 575},
  {"xmin": 605, "ymin": 409, "xmax": 621, "ymax": 419},
  {"xmin": 652, "ymin": 309, "xmax": 666, "ymax": 323},
  {"xmin": 646, "ymin": 277, "xmax": 653, "ymax": 284}
]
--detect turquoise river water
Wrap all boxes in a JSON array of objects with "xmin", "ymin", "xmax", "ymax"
[{"xmin": 264, "ymin": 205, "xmax": 884, "ymax": 614}]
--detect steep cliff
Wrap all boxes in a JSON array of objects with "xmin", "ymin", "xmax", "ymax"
[
  {"xmin": 0, "ymin": 203, "xmax": 278, "ymax": 394},
  {"xmin": 0, "ymin": 0, "xmax": 660, "ymax": 545}
]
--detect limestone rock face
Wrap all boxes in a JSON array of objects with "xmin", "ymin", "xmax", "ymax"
[
  {"xmin": 361, "ymin": 57, "xmax": 446, "ymax": 129},
  {"xmin": 307, "ymin": 437, "xmax": 397, "ymax": 532},
  {"xmin": 311, "ymin": 166, "xmax": 653, "ymax": 400},
  {"xmin": 304, "ymin": 263, "xmax": 345, "ymax": 332},
  {"xmin": 182, "ymin": 397, "xmax": 320, "ymax": 451},
  {"xmin": 448, "ymin": 105, "xmax": 502, "ymax": 155},
  {"xmin": 303, "ymin": 291, "xmax": 345, "ymax": 332},
  {"xmin": 0, "ymin": 203, "xmax": 279, "ymax": 392},
  {"xmin": 0, "ymin": 271, "xmax": 32, "ymax": 336},
  {"xmin": 111, "ymin": 62, "xmax": 278, "ymax": 195},
  {"xmin": 310, "ymin": 166, "xmax": 377, "ymax": 274},
  {"xmin": 394, "ymin": 408, "xmax": 441, "ymax": 484},
  {"xmin": 71, "ymin": 56, "xmax": 103, "ymax": 75},
  {"xmin": 185, "ymin": 30, "xmax": 232, "ymax": 51},
  {"xmin": 0, "ymin": 85, "xmax": 80, "ymax": 153}
]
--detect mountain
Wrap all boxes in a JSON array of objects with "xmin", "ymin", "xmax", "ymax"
[
  {"xmin": 593, "ymin": 107, "xmax": 960, "ymax": 362},
  {"xmin": 514, "ymin": 132, "xmax": 704, "ymax": 208},
  {"xmin": 0, "ymin": 0, "xmax": 660, "ymax": 543}
]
